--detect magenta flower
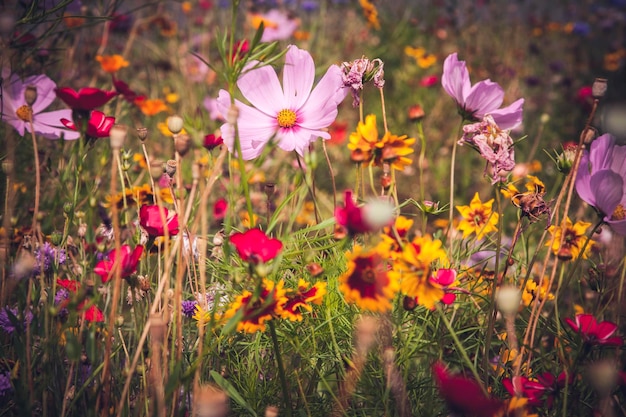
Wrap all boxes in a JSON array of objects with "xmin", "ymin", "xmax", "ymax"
[
  {"xmin": 565, "ymin": 313, "xmax": 623, "ymax": 346},
  {"xmin": 139, "ymin": 205, "xmax": 180, "ymax": 237},
  {"xmin": 60, "ymin": 110, "xmax": 115, "ymax": 139},
  {"xmin": 442, "ymin": 53, "xmax": 524, "ymax": 130},
  {"xmin": 55, "ymin": 86, "xmax": 117, "ymax": 111},
  {"xmin": 503, "ymin": 372, "xmax": 569, "ymax": 408},
  {"xmin": 575, "ymin": 133, "xmax": 626, "ymax": 235},
  {"xmin": 230, "ymin": 228, "xmax": 282, "ymax": 264},
  {"xmin": 334, "ymin": 190, "xmax": 372, "ymax": 235},
  {"xmin": 94, "ymin": 245, "xmax": 144, "ymax": 283},
  {"xmin": 216, "ymin": 45, "xmax": 347, "ymax": 159},
  {"xmin": 1, "ymin": 72, "xmax": 80, "ymax": 140}
]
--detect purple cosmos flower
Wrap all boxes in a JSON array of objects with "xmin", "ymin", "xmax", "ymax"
[
  {"xmin": 256, "ymin": 9, "xmax": 299, "ymax": 42},
  {"xmin": 216, "ymin": 45, "xmax": 347, "ymax": 159},
  {"xmin": 458, "ymin": 115, "xmax": 516, "ymax": 184},
  {"xmin": 575, "ymin": 133, "xmax": 626, "ymax": 235},
  {"xmin": 1, "ymin": 71, "xmax": 80, "ymax": 140},
  {"xmin": 442, "ymin": 53, "xmax": 524, "ymax": 130}
]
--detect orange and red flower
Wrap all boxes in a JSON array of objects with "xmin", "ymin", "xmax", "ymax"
[
  {"xmin": 222, "ymin": 279, "xmax": 287, "ymax": 333},
  {"xmin": 279, "ymin": 279, "xmax": 327, "ymax": 321}
]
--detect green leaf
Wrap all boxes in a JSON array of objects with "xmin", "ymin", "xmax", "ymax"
[{"xmin": 210, "ymin": 370, "xmax": 258, "ymax": 417}]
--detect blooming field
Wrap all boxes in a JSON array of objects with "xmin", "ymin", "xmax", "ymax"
[{"xmin": 1, "ymin": 0, "xmax": 626, "ymax": 416}]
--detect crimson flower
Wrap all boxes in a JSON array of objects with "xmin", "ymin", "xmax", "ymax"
[
  {"xmin": 334, "ymin": 190, "xmax": 371, "ymax": 235},
  {"xmin": 56, "ymin": 278, "xmax": 104, "ymax": 322},
  {"xmin": 94, "ymin": 245, "xmax": 144, "ymax": 283},
  {"xmin": 433, "ymin": 362, "xmax": 503, "ymax": 417},
  {"xmin": 139, "ymin": 205, "xmax": 180, "ymax": 237},
  {"xmin": 230, "ymin": 228, "xmax": 282, "ymax": 264},
  {"xmin": 203, "ymin": 133, "xmax": 224, "ymax": 151},
  {"xmin": 60, "ymin": 110, "xmax": 115, "ymax": 139},
  {"xmin": 113, "ymin": 77, "xmax": 144, "ymax": 103},
  {"xmin": 503, "ymin": 372, "xmax": 569, "ymax": 408},
  {"xmin": 213, "ymin": 198, "xmax": 227, "ymax": 220},
  {"xmin": 565, "ymin": 313, "xmax": 623, "ymax": 346},
  {"xmin": 55, "ymin": 86, "xmax": 118, "ymax": 110}
]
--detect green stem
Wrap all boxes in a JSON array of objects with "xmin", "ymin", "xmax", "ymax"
[
  {"xmin": 268, "ymin": 320, "xmax": 292, "ymax": 417},
  {"xmin": 446, "ymin": 120, "xmax": 464, "ymax": 242},
  {"xmin": 436, "ymin": 305, "xmax": 488, "ymax": 397}
]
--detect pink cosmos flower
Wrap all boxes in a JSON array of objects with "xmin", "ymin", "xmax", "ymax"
[
  {"xmin": 256, "ymin": 9, "xmax": 299, "ymax": 42},
  {"xmin": 565, "ymin": 313, "xmax": 623, "ymax": 346},
  {"xmin": 230, "ymin": 228, "xmax": 282, "ymax": 264},
  {"xmin": 216, "ymin": 45, "xmax": 347, "ymax": 159},
  {"xmin": 442, "ymin": 53, "xmax": 524, "ymax": 130},
  {"xmin": 94, "ymin": 245, "xmax": 144, "ymax": 283},
  {"xmin": 203, "ymin": 96, "xmax": 225, "ymax": 121},
  {"xmin": 575, "ymin": 133, "xmax": 626, "ymax": 235},
  {"xmin": 60, "ymin": 110, "xmax": 115, "ymax": 139},
  {"xmin": 1, "ymin": 72, "xmax": 80, "ymax": 140},
  {"xmin": 139, "ymin": 205, "xmax": 180, "ymax": 237},
  {"xmin": 55, "ymin": 86, "xmax": 118, "ymax": 111}
]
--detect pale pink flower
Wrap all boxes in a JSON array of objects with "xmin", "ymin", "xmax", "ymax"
[
  {"xmin": 257, "ymin": 9, "xmax": 299, "ymax": 42},
  {"xmin": 442, "ymin": 53, "xmax": 524, "ymax": 130},
  {"xmin": 1, "ymin": 72, "xmax": 79, "ymax": 140},
  {"xmin": 216, "ymin": 45, "xmax": 347, "ymax": 159}
]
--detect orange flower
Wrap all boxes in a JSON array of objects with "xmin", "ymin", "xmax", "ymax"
[
  {"xmin": 222, "ymin": 279, "xmax": 287, "ymax": 333},
  {"xmin": 279, "ymin": 279, "xmax": 327, "ymax": 321},
  {"xmin": 135, "ymin": 98, "xmax": 168, "ymax": 116},
  {"xmin": 95, "ymin": 55, "xmax": 129, "ymax": 73}
]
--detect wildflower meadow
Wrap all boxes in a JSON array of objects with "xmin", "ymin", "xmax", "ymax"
[{"xmin": 2, "ymin": 0, "xmax": 626, "ymax": 416}]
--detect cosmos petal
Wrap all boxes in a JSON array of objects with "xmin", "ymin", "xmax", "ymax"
[
  {"xmin": 237, "ymin": 61, "xmax": 285, "ymax": 115},
  {"xmin": 283, "ymin": 45, "xmax": 315, "ymax": 110}
]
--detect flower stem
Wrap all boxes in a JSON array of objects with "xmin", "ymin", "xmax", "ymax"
[
  {"xmin": 446, "ymin": 120, "xmax": 464, "ymax": 242},
  {"xmin": 268, "ymin": 320, "xmax": 292, "ymax": 417}
]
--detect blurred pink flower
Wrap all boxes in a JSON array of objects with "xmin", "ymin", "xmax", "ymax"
[
  {"xmin": 442, "ymin": 53, "xmax": 524, "ymax": 130},
  {"xmin": 217, "ymin": 45, "xmax": 347, "ymax": 159},
  {"xmin": 575, "ymin": 133, "xmax": 626, "ymax": 235},
  {"xmin": 1, "ymin": 72, "xmax": 79, "ymax": 140},
  {"xmin": 334, "ymin": 190, "xmax": 371, "ymax": 235},
  {"xmin": 255, "ymin": 9, "xmax": 299, "ymax": 42}
]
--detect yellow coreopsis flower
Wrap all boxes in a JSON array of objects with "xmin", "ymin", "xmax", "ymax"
[
  {"xmin": 389, "ymin": 235, "xmax": 448, "ymax": 309},
  {"xmin": 374, "ymin": 131, "xmax": 415, "ymax": 171},
  {"xmin": 222, "ymin": 279, "xmax": 287, "ymax": 333},
  {"xmin": 456, "ymin": 192, "xmax": 499, "ymax": 240},
  {"xmin": 348, "ymin": 114, "xmax": 378, "ymax": 163},
  {"xmin": 546, "ymin": 217, "xmax": 594, "ymax": 261},
  {"xmin": 136, "ymin": 98, "xmax": 168, "ymax": 116},
  {"xmin": 359, "ymin": 0, "xmax": 380, "ymax": 30}
]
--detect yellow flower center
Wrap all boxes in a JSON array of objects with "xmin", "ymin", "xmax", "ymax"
[
  {"xmin": 612, "ymin": 204, "xmax": 625, "ymax": 221},
  {"xmin": 277, "ymin": 109, "xmax": 297, "ymax": 128},
  {"xmin": 16, "ymin": 105, "xmax": 33, "ymax": 122}
]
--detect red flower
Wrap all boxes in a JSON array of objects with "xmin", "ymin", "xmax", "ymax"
[
  {"xmin": 56, "ymin": 279, "xmax": 104, "ymax": 322},
  {"xmin": 113, "ymin": 77, "xmax": 144, "ymax": 103},
  {"xmin": 61, "ymin": 110, "xmax": 115, "ymax": 138},
  {"xmin": 433, "ymin": 362, "xmax": 503, "ymax": 417},
  {"xmin": 213, "ymin": 198, "xmax": 227, "ymax": 220},
  {"xmin": 503, "ymin": 372, "xmax": 569, "ymax": 408},
  {"xmin": 231, "ymin": 39, "xmax": 249, "ymax": 63},
  {"xmin": 334, "ymin": 190, "xmax": 371, "ymax": 235},
  {"xmin": 419, "ymin": 74, "xmax": 439, "ymax": 87},
  {"xmin": 430, "ymin": 268, "xmax": 457, "ymax": 305},
  {"xmin": 565, "ymin": 314, "xmax": 623, "ymax": 346},
  {"xmin": 55, "ymin": 87, "xmax": 118, "ymax": 110},
  {"xmin": 203, "ymin": 134, "xmax": 224, "ymax": 151},
  {"xmin": 94, "ymin": 245, "xmax": 144, "ymax": 283},
  {"xmin": 230, "ymin": 228, "xmax": 282, "ymax": 264},
  {"xmin": 139, "ymin": 205, "xmax": 180, "ymax": 237}
]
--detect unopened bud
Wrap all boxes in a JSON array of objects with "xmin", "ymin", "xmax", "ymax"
[
  {"xmin": 63, "ymin": 202, "xmax": 74, "ymax": 214},
  {"xmin": 408, "ymin": 104, "xmax": 425, "ymax": 122},
  {"xmin": 136, "ymin": 127, "xmax": 148, "ymax": 141},
  {"xmin": 265, "ymin": 406, "xmax": 279, "ymax": 417},
  {"xmin": 24, "ymin": 86, "xmax": 37, "ymax": 106},
  {"xmin": 363, "ymin": 197, "xmax": 396, "ymax": 230},
  {"xmin": 174, "ymin": 133, "xmax": 192, "ymax": 156},
  {"xmin": 109, "ymin": 124, "xmax": 128, "ymax": 150},
  {"xmin": 192, "ymin": 163, "xmax": 201, "ymax": 181},
  {"xmin": 592, "ymin": 78, "xmax": 608, "ymax": 99},
  {"xmin": 167, "ymin": 115, "xmax": 184, "ymax": 135},
  {"xmin": 50, "ymin": 230, "xmax": 63, "ymax": 246}
]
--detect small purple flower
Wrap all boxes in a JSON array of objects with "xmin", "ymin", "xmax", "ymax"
[
  {"xmin": 442, "ymin": 53, "xmax": 524, "ymax": 130},
  {"xmin": 0, "ymin": 306, "xmax": 33, "ymax": 334},
  {"xmin": 458, "ymin": 115, "xmax": 516, "ymax": 184},
  {"xmin": 0, "ymin": 70, "xmax": 80, "ymax": 140},
  {"xmin": 575, "ymin": 133, "xmax": 626, "ymax": 235},
  {"xmin": 0, "ymin": 372, "xmax": 13, "ymax": 397},
  {"xmin": 33, "ymin": 242, "xmax": 66, "ymax": 275},
  {"xmin": 182, "ymin": 300, "xmax": 198, "ymax": 318},
  {"xmin": 55, "ymin": 288, "xmax": 70, "ymax": 317}
]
